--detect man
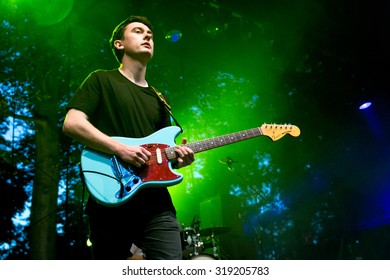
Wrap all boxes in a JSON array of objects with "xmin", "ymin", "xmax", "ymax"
[{"xmin": 63, "ymin": 15, "xmax": 194, "ymax": 260}]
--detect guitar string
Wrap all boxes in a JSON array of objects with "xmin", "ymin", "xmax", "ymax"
[{"xmin": 124, "ymin": 126, "xmax": 292, "ymax": 165}]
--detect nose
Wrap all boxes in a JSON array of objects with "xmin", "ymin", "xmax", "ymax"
[{"xmin": 144, "ymin": 32, "xmax": 152, "ymax": 40}]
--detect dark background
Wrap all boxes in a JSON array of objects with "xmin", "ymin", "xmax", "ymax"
[{"xmin": 1, "ymin": 0, "xmax": 389, "ymax": 260}]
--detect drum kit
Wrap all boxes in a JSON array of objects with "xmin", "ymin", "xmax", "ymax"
[{"xmin": 181, "ymin": 222, "xmax": 231, "ymax": 260}]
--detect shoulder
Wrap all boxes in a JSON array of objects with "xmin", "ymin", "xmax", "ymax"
[
  {"xmin": 88, "ymin": 69, "xmax": 119, "ymax": 78},
  {"xmin": 82, "ymin": 69, "xmax": 123, "ymax": 85}
]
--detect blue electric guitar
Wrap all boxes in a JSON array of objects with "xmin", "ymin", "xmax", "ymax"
[{"xmin": 80, "ymin": 123, "xmax": 300, "ymax": 207}]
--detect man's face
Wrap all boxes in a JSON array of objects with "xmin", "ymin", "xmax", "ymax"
[{"xmin": 117, "ymin": 21, "xmax": 154, "ymax": 62}]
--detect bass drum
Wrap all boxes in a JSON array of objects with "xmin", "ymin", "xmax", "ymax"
[{"xmin": 191, "ymin": 254, "xmax": 216, "ymax": 260}]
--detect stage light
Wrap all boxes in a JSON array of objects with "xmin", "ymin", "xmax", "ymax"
[
  {"xmin": 25, "ymin": 0, "xmax": 74, "ymax": 25},
  {"xmin": 359, "ymin": 101, "xmax": 372, "ymax": 110},
  {"xmin": 165, "ymin": 30, "xmax": 182, "ymax": 42}
]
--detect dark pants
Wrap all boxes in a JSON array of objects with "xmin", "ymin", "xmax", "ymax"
[{"xmin": 88, "ymin": 210, "xmax": 182, "ymax": 260}]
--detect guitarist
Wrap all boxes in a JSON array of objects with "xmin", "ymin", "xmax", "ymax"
[{"xmin": 63, "ymin": 16, "xmax": 195, "ymax": 260}]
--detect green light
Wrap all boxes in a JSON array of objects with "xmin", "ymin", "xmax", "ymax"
[{"xmin": 24, "ymin": 0, "xmax": 74, "ymax": 25}]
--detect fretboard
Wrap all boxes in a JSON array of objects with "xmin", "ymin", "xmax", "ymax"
[{"xmin": 165, "ymin": 127, "xmax": 262, "ymax": 160}]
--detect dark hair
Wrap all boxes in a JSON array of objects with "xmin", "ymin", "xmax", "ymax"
[{"xmin": 109, "ymin": 15, "xmax": 153, "ymax": 63}]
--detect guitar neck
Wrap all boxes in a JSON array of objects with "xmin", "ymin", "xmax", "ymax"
[{"xmin": 165, "ymin": 127, "xmax": 262, "ymax": 160}]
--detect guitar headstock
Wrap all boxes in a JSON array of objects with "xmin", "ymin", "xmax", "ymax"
[{"xmin": 260, "ymin": 123, "xmax": 301, "ymax": 141}]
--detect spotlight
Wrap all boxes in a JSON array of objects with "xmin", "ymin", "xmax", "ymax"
[
  {"xmin": 165, "ymin": 30, "xmax": 182, "ymax": 42},
  {"xmin": 359, "ymin": 101, "xmax": 372, "ymax": 110}
]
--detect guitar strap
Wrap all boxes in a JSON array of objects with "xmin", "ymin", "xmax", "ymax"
[{"xmin": 151, "ymin": 86, "xmax": 183, "ymax": 133}]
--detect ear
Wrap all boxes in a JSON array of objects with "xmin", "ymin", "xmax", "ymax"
[{"xmin": 114, "ymin": 40, "xmax": 124, "ymax": 50}]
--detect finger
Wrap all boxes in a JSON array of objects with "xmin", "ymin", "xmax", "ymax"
[
  {"xmin": 138, "ymin": 148, "xmax": 151, "ymax": 162},
  {"xmin": 175, "ymin": 146, "xmax": 187, "ymax": 158},
  {"xmin": 181, "ymin": 146, "xmax": 194, "ymax": 161},
  {"xmin": 140, "ymin": 147, "xmax": 152, "ymax": 157},
  {"xmin": 132, "ymin": 154, "xmax": 147, "ymax": 167}
]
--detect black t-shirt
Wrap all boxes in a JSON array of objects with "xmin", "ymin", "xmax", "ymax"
[{"xmin": 67, "ymin": 69, "xmax": 176, "ymax": 217}]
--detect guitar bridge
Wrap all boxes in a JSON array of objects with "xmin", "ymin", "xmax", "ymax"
[{"xmin": 111, "ymin": 156, "xmax": 142, "ymax": 199}]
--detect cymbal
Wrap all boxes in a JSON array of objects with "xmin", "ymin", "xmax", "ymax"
[{"xmin": 199, "ymin": 226, "xmax": 231, "ymax": 236}]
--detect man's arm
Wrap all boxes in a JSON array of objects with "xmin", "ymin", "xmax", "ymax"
[
  {"xmin": 62, "ymin": 108, "xmax": 151, "ymax": 167},
  {"xmin": 63, "ymin": 108, "xmax": 194, "ymax": 168}
]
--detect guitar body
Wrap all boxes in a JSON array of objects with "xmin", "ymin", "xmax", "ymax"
[
  {"xmin": 80, "ymin": 123, "xmax": 300, "ymax": 207},
  {"xmin": 80, "ymin": 126, "xmax": 184, "ymax": 207}
]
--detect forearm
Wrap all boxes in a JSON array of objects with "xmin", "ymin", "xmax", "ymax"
[
  {"xmin": 62, "ymin": 109, "xmax": 123, "ymax": 155},
  {"xmin": 62, "ymin": 109, "xmax": 151, "ymax": 167}
]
